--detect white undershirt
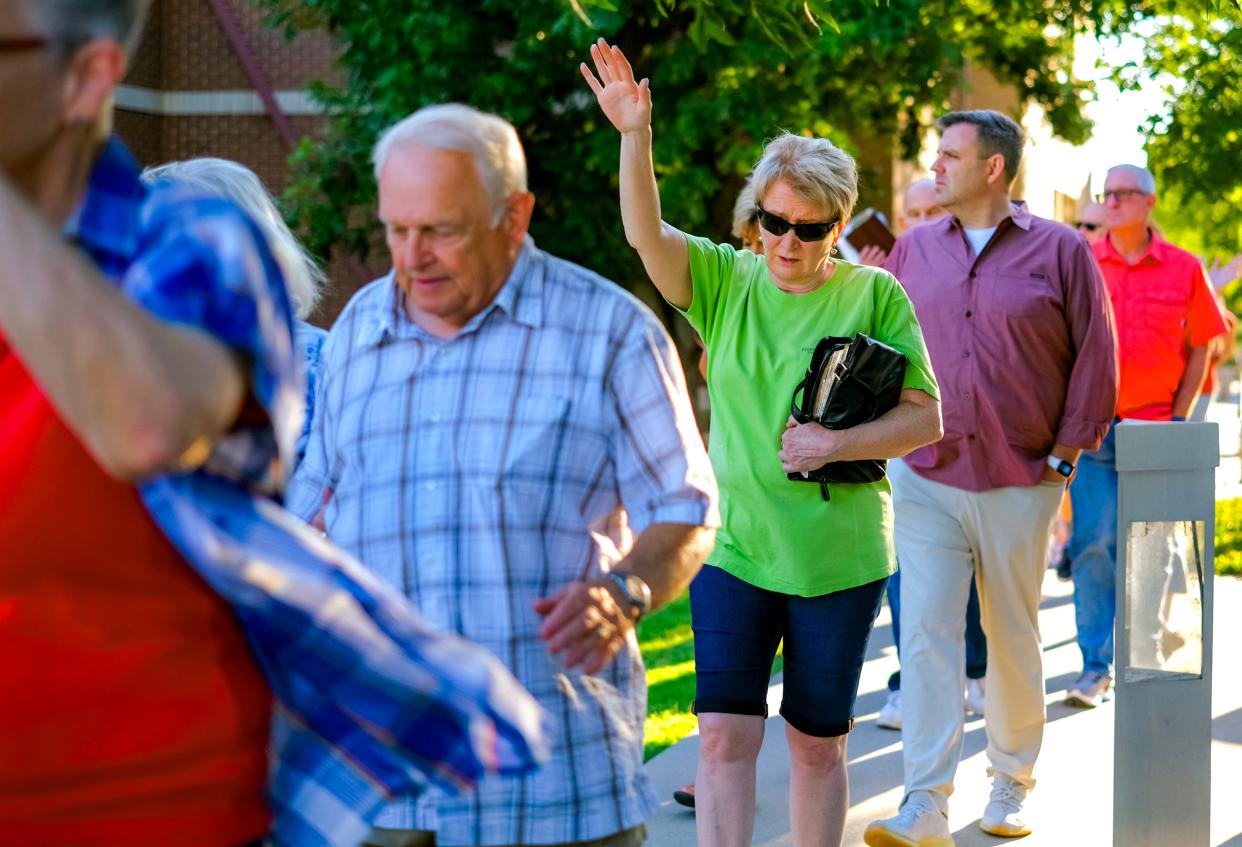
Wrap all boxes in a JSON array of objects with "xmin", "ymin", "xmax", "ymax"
[{"xmin": 964, "ymin": 226, "xmax": 998, "ymax": 257}]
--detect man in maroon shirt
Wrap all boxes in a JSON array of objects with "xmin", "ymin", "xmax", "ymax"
[{"xmin": 864, "ymin": 110, "xmax": 1117, "ymax": 847}]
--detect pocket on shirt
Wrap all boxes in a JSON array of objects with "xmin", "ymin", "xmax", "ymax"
[
  {"xmin": 1138, "ymin": 288, "xmax": 1189, "ymax": 336},
  {"xmin": 984, "ymin": 272, "xmax": 1054, "ymax": 318},
  {"xmin": 494, "ymin": 395, "xmax": 576, "ymax": 490}
]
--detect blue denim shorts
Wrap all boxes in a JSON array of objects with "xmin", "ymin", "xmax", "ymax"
[{"xmin": 689, "ymin": 564, "xmax": 887, "ymax": 737}]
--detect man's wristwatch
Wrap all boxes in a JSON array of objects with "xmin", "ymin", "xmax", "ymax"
[
  {"xmin": 603, "ymin": 571, "xmax": 653, "ymax": 620},
  {"xmin": 1046, "ymin": 455, "xmax": 1075, "ymax": 479}
]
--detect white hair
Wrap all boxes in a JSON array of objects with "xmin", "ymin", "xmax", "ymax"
[
  {"xmin": 372, "ymin": 103, "xmax": 527, "ymax": 226},
  {"xmin": 1107, "ymin": 164, "xmax": 1157, "ymax": 195},
  {"xmin": 751, "ymin": 132, "xmax": 858, "ymax": 223},
  {"xmin": 32, "ymin": 0, "xmax": 150, "ymax": 55},
  {"xmin": 142, "ymin": 158, "xmax": 327, "ymax": 320}
]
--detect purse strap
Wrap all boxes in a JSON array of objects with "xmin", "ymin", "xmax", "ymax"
[{"xmin": 790, "ymin": 373, "xmax": 815, "ymax": 424}]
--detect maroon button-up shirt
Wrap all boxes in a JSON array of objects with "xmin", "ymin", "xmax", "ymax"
[{"xmin": 884, "ymin": 202, "xmax": 1118, "ymax": 492}]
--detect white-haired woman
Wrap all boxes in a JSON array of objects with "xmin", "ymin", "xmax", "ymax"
[
  {"xmin": 142, "ymin": 158, "xmax": 329, "ymax": 467},
  {"xmin": 583, "ymin": 41, "xmax": 943, "ymax": 847}
]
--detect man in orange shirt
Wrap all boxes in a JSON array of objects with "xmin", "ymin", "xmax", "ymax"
[{"xmin": 1065, "ymin": 164, "xmax": 1229, "ymax": 708}]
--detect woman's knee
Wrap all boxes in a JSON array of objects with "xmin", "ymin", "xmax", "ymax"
[
  {"xmin": 698, "ymin": 713, "xmax": 764, "ymax": 764},
  {"xmin": 786, "ymin": 727, "xmax": 847, "ymax": 773}
]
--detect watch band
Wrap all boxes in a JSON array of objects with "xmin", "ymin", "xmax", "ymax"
[
  {"xmin": 1046, "ymin": 455, "xmax": 1074, "ymax": 478},
  {"xmin": 604, "ymin": 571, "xmax": 652, "ymax": 619}
]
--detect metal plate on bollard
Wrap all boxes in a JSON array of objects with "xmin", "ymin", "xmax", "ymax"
[{"xmin": 1114, "ymin": 421, "xmax": 1215, "ymax": 847}]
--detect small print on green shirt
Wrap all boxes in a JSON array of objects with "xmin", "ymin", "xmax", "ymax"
[{"xmin": 680, "ymin": 234, "xmax": 940, "ymax": 597}]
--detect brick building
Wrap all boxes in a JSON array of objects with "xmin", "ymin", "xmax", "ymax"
[{"xmin": 115, "ymin": 0, "xmax": 362, "ymax": 322}]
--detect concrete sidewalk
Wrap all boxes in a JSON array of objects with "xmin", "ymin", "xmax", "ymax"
[{"xmin": 643, "ymin": 573, "xmax": 1242, "ymax": 846}]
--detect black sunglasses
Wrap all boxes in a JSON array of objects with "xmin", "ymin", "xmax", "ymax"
[
  {"xmin": 756, "ymin": 205, "xmax": 839, "ymax": 242},
  {"xmin": 1076, "ymin": 222, "xmax": 1102, "ymax": 232}
]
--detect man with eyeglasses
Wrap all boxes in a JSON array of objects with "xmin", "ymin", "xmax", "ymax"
[
  {"xmin": 865, "ymin": 110, "xmax": 1117, "ymax": 846},
  {"xmin": 1063, "ymin": 164, "xmax": 1230, "ymax": 710},
  {"xmin": 1075, "ymin": 200, "xmax": 1107, "ymax": 244}
]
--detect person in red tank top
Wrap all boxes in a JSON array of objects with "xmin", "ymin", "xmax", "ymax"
[{"xmin": 0, "ymin": 2, "xmax": 271, "ymax": 844}]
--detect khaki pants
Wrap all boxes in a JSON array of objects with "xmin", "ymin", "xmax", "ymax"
[
  {"xmin": 890, "ymin": 459, "xmax": 1065, "ymax": 810},
  {"xmin": 365, "ymin": 824, "xmax": 647, "ymax": 847}
]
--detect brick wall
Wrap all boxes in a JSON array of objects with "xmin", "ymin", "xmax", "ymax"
[{"xmin": 113, "ymin": 0, "xmax": 371, "ymax": 324}]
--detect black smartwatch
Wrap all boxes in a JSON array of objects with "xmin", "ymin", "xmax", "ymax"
[
  {"xmin": 1046, "ymin": 455, "xmax": 1074, "ymax": 479},
  {"xmin": 604, "ymin": 571, "xmax": 653, "ymax": 620}
]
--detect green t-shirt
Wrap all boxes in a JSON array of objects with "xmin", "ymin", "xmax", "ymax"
[{"xmin": 681, "ymin": 234, "xmax": 939, "ymax": 596}]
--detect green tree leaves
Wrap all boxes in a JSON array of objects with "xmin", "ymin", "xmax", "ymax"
[{"xmin": 255, "ymin": 0, "xmax": 1137, "ymax": 293}]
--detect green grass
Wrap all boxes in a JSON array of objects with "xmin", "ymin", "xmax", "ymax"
[
  {"xmin": 637, "ymin": 592, "xmax": 782, "ymax": 760},
  {"xmin": 1217, "ymin": 497, "xmax": 1242, "ymax": 576}
]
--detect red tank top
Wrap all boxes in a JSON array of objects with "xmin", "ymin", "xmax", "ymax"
[{"xmin": 0, "ymin": 336, "xmax": 272, "ymax": 846}]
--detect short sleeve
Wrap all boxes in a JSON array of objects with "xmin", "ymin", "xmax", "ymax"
[
  {"xmin": 605, "ymin": 309, "xmax": 718, "ymax": 535},
  {"xmin": 873, "ymin": 271, "xmax": 940, "ymax": 400},
  {"xmin": 1187, "ymin": 263, "xmax": 1231, "ymax": 347},
  {"xmin": 681, "ymin": 234, "xmax": 761, "ymax": 346}
]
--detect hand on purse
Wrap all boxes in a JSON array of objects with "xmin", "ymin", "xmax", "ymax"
[{"xmin": 779, "ymin": 416, "xmax": 844, "ymax": 473}]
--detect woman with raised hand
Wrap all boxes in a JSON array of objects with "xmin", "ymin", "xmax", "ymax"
[{"xmin": 582, "ymin": 39, "xmax": 943, "ymax": 847}]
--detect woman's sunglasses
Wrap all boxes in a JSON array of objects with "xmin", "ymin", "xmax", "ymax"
[
  {"xmin": 1075, "ymin": 222, "xmax": 1102, "ymax": 232},
  {"xmin": 756, "ymin": 205, "xmax": 839, "ymax": 243}
]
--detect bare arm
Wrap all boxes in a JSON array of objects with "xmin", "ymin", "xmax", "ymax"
[
  {"xmin": 581, "ymin": 40, "xmax": 692, "ymax": 309},
  {"xmin": 535, "ymin": 522, "xmax": 713, "ymax": 674},
  {"xmin": 1172, "ymin": 345, "xmax": 1211, "ymax": 419},
  {"xmin": 0, "ymin": 177, "xmax": 245, "ymax": 481},
  {"xmin": 779, "ymin": 387, "xmax": 942, "ymax": 472}
]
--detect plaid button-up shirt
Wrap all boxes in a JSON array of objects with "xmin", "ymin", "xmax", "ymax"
[
  {"xmin": 288, "ymin": 241, "xmax": 719, "ymax": 845},
  {"xmin": 60, "ymin": 139, "xmax": 549, "ymax": 846}
]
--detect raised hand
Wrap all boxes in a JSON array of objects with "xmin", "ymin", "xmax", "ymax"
[{"xmin": 580, "ymin": 38, "xmax": 651, "ymax": 135}]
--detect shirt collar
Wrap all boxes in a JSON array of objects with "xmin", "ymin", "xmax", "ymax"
[
  {"xmin": 1096, "ymin": 227, "xmax": 1167, "ymax": 266},
  {"xmin": 948, "ymin": 200, "xmax": 1031, "ymax": 232},
  {"xmin": 65, "ymin": 137, "xmax": 147, "ymax": 267},
  {"xmin": 366, "ymin": 236, "xmax": 544, "ymax": 346}
]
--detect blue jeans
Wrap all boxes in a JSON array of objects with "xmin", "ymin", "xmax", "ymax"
[
  {"xmin": 1068, "ymin": 423, "xmax": 1118, "ymax": 675},
  {"xmin": 886, "ymin": 567, "xmax": 987, "ymax": 691}
]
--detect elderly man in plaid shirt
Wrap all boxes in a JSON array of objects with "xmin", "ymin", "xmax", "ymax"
[{"xmin": 288, "ymin": 103, "xmax": 719, "ymax": 847}]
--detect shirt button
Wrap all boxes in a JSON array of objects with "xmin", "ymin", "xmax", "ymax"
[
  {"xmin": 964, "ymin": 392, "xmax": 972, "ymax": 400},
  {"xmin": 424, "ymin": 482, "xmax": 437, "ymax": 492},
  {"xmin": 965, "ymin": 310, "xmax": 973, "ymax": 318},
  {"xmin": 969, "ymin": 271, "xmax": 977, "ymax": 279},
  {"xmin": 962, "ymin": 350, "xmax": 970, "ymax": 358},
  {"xmin": 429, "ymin": 412, "xmax": 442, "ymax": 423},
  {"xmin": 968, "ymin": 434, "xmax": 977, "ymax": 441}
]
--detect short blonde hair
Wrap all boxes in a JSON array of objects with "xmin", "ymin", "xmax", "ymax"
[
  {"xmin": 751, "ymin": 132, "xmax": 858, "ymax": 223},
  {"xmin": 730, "ymin": 176, "xmax": 759, "ymax": 241},
  {"xmin": 143, "ymin": 158, "xmax": 327, "ymax": 320}
]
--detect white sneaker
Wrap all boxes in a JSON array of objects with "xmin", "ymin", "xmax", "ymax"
[
  {"xmin": 877, "ymin": 690, "xmax": 902, "ymax": 730},
  {"xmin": 864, "ymin": 792, "xmax": 954, "ymax": 847},
  {"xmin": 980, "ymin": 774, "xmax": 1031, "ymax": 837},
  {"xmin": 965, "ymin": 677, "xmax": 986, "ymax": 716}
]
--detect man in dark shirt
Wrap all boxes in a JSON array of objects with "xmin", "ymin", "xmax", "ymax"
[{"xmin": 864, "ymin": 110, "xmax": 1117, "ymax": 847}]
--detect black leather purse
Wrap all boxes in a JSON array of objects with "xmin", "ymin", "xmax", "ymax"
[{"xmin": 788, "ymin": 332, "xmax": 907, "ymax": 500}]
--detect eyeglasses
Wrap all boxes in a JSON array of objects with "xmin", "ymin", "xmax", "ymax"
[
  {"xmin": 1094, "ymin": 189, "xmax": 1149, "ymax": 203},
  {"xmin": 756, "ymin": 205, "xmax": 839, "ymax": 242},
  {"xmin": 1076, "ymin": 222, "xmax": 1102, "ymax": 232},
  {"xmin": 0, "ymin": 36, "xmax": 48, "ymax": 53}
]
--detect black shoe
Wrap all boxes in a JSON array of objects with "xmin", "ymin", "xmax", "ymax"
[{"xmin": 673, "ymin": 784, "xmax": 696, "ymax": 809}]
